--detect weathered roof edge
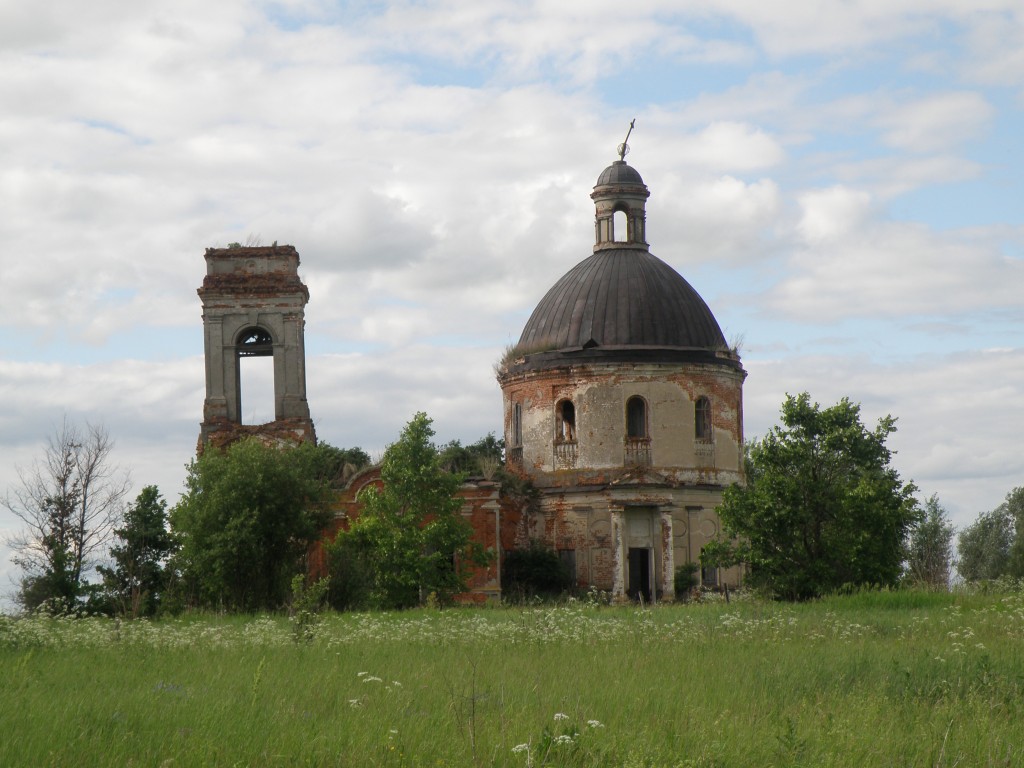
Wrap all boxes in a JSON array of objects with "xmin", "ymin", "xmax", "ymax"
[{"xmin": 500, "ymin": 344, "xmax": 745, "ymax": 377}]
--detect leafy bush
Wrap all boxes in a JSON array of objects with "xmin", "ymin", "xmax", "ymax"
[
  {"xmin": 324, "ymin": 537, "xmax": 372, "ymax": 611},
  {"xmin": 674, "ymin": 562, "xmax": 699, "ymax": 596},
  {"xmin": 502, "ymin": 541, "xmax": 572, "ymax": 601},
  {"xmin": 289, "ymin": 574, "xmax": 329, "ymax": 644}
]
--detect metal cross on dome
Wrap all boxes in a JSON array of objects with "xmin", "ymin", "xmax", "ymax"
[{"xmin": 617, "ymin": 118, "xmax": 636, "ymax": 161}]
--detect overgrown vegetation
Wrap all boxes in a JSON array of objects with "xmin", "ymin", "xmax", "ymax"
[
  {"xmin": 98, "ymin": 486, "xmax": 176, "ymax": 618},
  {"xmin": 2, "ymin": 589, "xmax": 1023, "ymax": 766},
  {"xmin": 436, "ymin": 433, "xmax": 503, "ymax": 478},
  {"xmin": 324, "ymin": 536, "xmax": 372, "ymax": 611},
  {"xmin": 904, "ymin": 494, "xmax": 955, "ymax": 589},
  {"xmin": 308, "ymin": 443, "xmax": 371, "ymax": 488},
  {"xmin": 674, "ymin": 562, "xmax": 699, "ymax": 596},
  {"xmin": 169, "ymin": 438, "xmax": 337, "ymax": 612},
  {"xmin": 330, "ymin": 413, "xmax": 491, "ymax": 609},
  {"xmin": 2, "ymin": 419, "xmax": 130, "ymax": 614},
  {"xmin": 502, "ymin": 540, "xmax": 573, "ymax": 600},
  {"xmin": 957, "ymin": 486, "xmax": 1024, "ymax": 582},
  {"xmin": 495, "ymin": 340, "xmax": 561, "ymax": 372},
  {"xmin": 709, "ymin": 393, "xmax": 920, "ymax": 600},
  {"xmin": 287, "ymin": 574, "xmax": 329, "ymax": 644}
]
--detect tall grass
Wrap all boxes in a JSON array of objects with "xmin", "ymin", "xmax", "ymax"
[{"xmin": 2, "ymin": 591, "xmax": 1022, "ymax": 766}]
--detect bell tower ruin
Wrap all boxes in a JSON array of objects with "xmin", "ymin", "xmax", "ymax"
[{"xmin": 197, "ymin": 244, "xmax": 316, "ymax": 449}]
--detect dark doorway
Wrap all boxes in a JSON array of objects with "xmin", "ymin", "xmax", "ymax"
[{"xmin": 627, "ymin": 547, "xmax": 651, "ymax": 602}]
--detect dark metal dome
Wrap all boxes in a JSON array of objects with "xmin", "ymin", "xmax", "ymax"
[
  {"xmin": 517, "ymin": 248, "xmax": 727, "ymax": 353},
  {"xmin": 596, "ymin": 160, "xmax": 645, "ymax": 187}
]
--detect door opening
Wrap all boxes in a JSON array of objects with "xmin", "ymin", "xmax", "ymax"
[{"xmin": 627, "ymin": 547, "xmax": 651, "ymax": 602}]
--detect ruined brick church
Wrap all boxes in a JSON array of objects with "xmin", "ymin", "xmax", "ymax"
[{"xmin": 196, "ymin": 146, "xmax": 746, "ymax": 602}]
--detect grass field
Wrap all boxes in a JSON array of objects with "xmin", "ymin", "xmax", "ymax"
[{"xmin": 2, "ymin": 589, "xmax": 1022, "ymax": 767}]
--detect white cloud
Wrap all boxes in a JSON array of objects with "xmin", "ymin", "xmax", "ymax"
[
  {"xmin": 874, "ymin": 92, "xmax": 993, "ymax": 153},
  {"xmin": 796, "ymin": 185, "xmax": 874, "ymax": 243},
  {"xmin": 363, "ymin": 0, "xmax": 754, "ymax": 84},
  {"xmin": 831, "ymin": 154, "xmax": 982, "ymax": 199},
  {"xmin": 652, "ymin": 175, "xmax": 783, "ymax": 266},
  {"xmin": 770, "ymin": 188, "xmax": 1024, "ymax": 321},
  {"xmin": 674, "ymin": 71, "xmax": 814, "ymax": 127},
  {"xmin": 690, "ymin": 0, "xmax": 1019, "ymax": 61},
  {"xmin": 675, "ymin": 122, "xmax": 785, "ymax": 172},
  {"xmin": 708, "ymin": 0, "xmax": 937, "ymax": 56},
  {"xmin": 961, "ymin": 8, "xmax": 1024, "ymax": 88}
]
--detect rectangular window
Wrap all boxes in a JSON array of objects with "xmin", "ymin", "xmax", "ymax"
[{"xmin": 695, "ymin": 396, "xmax": 712, "ymax": 441}]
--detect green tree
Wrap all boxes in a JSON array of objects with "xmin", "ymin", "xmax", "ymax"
[
  {"xmin": 98, "ymin": 486, "xmax": 176, "ymax": 617},
  {"xmin": 308, "ymin": 443, "xmax": 371, "ymax": 488},
  {"xmin": 324, "ymin": 536, "xmax": 373, "ymax": 611},
  {"xmin": 334, "ymin": 412, "xmax": 488, "ymax": 609},
  {"xmin": 1010, "ymin": 486, "xmax": 1024, "ymax": 577},
  {"xmin": 956, "ymin": 487, "xmax": 1023, "ymax": 582},
  {"xmin": 714, "ymin": 393, "xmax": 919, "ymax": 600},
  {"xmin": 3, "ymin": 419, "xmax": 130, "ymax": 613},
  {"xmin": 501, "ymin": 540, "xmax": 572, "ymax": 601},
  {"xmin": 437, "ymin": 433, "xmax": 504, "ymax": 477},
  {"xmin": 170, "ymin": 438, "xmax": 335, "ymax": 611},
  {"xmin": 18, "ymin": 492, "xmax": 82, "ymax": 613},
  {"xmin": 904, "ymin": 494, "xmax": 954, "ymax": 589}
]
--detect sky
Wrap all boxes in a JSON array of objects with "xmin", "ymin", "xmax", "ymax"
[{"xmin": 2, "ymin": 0, "xmax": 1023, "ymax": 597}]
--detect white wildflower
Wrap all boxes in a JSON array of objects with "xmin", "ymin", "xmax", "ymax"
[
  {"xmin": 553, "ymin": 734, "xmax": 574, "ymax": 745},
  {"xmin": 587, "ymin": 719, "xmax": 605, "ymax": 729},
  {"xmin": 363, "ymin": 676, "xmax": 383, "ymax": 683},
  {"xmin": 553, "ymin": 712, "xmax": 569, "ymax": 721},
  {"xmin": 512, "ymin": 743, "xmax": 530, "ymax": 754}
]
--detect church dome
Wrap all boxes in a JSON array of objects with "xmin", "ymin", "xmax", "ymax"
[
  {"xmin": 510, "ymin": 154, "xmax": 734, "ymax": 368},
  {"xmin": 596, "ymin": 160, "xmax": 645, "ymax": 186},
  {"xmin": 517, "ymin": 248, "xmax": 727, "ymax": 352}
]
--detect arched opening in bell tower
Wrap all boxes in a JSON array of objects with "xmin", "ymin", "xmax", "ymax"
[
  {"xmin": 613, "ymin": 209, "xmax": 628, "ymax": 242},
  {"xmin": 236, "ymin": 327, "xmax": 275, "ymax": 425}
]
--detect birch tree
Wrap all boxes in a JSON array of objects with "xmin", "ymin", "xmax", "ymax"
[{"xmin": 3, "ymin": 419, "xmax": 130, "ymax": 612}]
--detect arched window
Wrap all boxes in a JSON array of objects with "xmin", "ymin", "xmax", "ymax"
[
  {"xmin": 695, "ymin": 396, "xmax": 713, "ymax": 441},
  {"xmin": 626, "ymin": 396, "xmax": 648, "ymax": 439},
  {"xmin": 555, "ymin": 399, "xmax": 576, "ymax": 442},
  {"xmin": 237, "ymin": 327, "xmax": 273, "ymax": 354},
  {"xmin": 613, "ymin": 209, "xmax": 628, "ymax": 242}
]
